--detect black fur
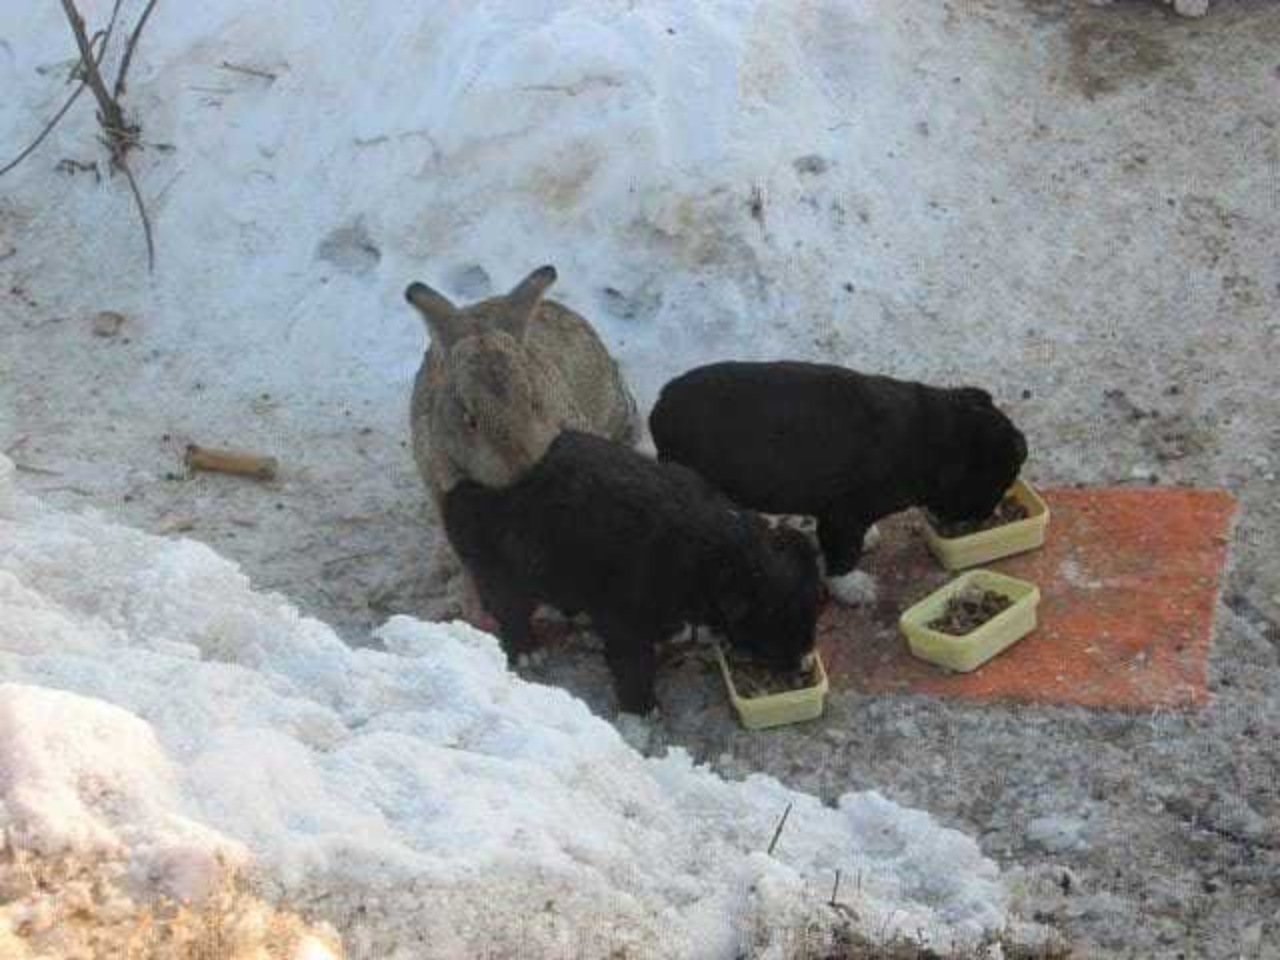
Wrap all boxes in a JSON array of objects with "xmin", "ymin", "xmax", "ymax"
[
  {"xmin": 442, "ymin": 430, "xmax": 821, "ymax": 714},
  {"xmin": 649, "ymin": 361, "xmax": 1028, "ymax": 578}
]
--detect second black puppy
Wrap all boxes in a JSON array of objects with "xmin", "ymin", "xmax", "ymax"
[
  {"xmin": 442, "ymin": 429, "xmax": 821, "ymax": 715},
  {"xmin": 649, "ymin": 361, "xmax": 1027, "ymax": 603}
]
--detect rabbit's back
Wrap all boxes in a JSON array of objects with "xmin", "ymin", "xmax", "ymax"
[{"xmin": 527, "ymin": 300, "xmax": 637, "ymax": 446}]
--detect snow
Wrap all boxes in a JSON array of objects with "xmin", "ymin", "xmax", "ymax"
[
  {"xmin": 0, "ymin": 457, "xmax": 1015, "ymax": 955},
  {"xmin": 0, "ymin": 684, "xmax": 246, "ymax": 900},
  {"xmin": 2, "ymin": 0, "xmax": 1275, "ymax": 952},
  {"xmin": 1, "ymin": 0, "xmax": 1028, "ymax": 413}
]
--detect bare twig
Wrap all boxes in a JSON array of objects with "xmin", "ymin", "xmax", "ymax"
[
  {"xmin": 56, "ymin": 0, "xmax": 160, "ymax": 272},
  {"xmin": 0, "ymin": 20, "xmax": 114, "ymax": 178},
  {"xmin": 12, "ymin": 462, "xmax": 63, "ymax": 477},
  {"xmin": 322, "ymin": 551, "xmax": 380, "ymax": 569},
  {"xmin": 113, "ymin": 0, "xmax": 160, "ymax": 99},
  {"xmin": 94, "ymin": 0, "xmax": 128, "ymax": 59},
  {"xmin": 766, "ymin": 802, "xmax": 793, "ymax": 856},
  {"xmin": 3, "ymin": 1, "xmax": 160, "ymax": 269},
  {"xmin": 829, "ymin": 869, "xmax": 842, "ymax": 907},
  {"xmin": 218, "ymin": 60, "xmax": 277, "ymax": 82},
  {"xmin": 117, "ymin": 155, "xmax": 155, "ymax": 270},
  {"xmin": 0, "ymin": 84, "xmax": 88, "ymax": 177},
  {"xmin": 59, "ymin": 0, "xmax": 127, "ymax": 139}
]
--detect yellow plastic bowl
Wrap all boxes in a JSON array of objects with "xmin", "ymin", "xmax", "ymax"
[
  {"xmin": 715, "ymin": 646, "xmax": 829, "ymax": 730},
  {"xmin": 924, "ymin": 478, "xmax": 1050, "ymax": 571},
  {"xmin": 898, "ymin": 569, "xmax": 1040, "ymax": 673}
]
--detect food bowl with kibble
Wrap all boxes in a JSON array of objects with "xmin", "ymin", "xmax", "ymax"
[
  {"xmin": 924, "ymin": 477, "xmax": 1050, "ymax": 571},
  {"xmin": 715, "ymin": 646, "xmax": 829, "ymax": 730},
  {"xmin": 898, "ymin": 569, "xmax": 1041, "ymax": 673}
]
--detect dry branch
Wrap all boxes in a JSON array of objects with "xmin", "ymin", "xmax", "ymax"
[
  {"xmin": 113, "ymin": 0, "xmax": 160, "ymax": 99},
  {"xmin": 0, "ymin": 16, "xmax": 115, "ymax": 178},
  {"xmin": 766, "ymin": 802, "xmax": 793, "ymax": 856},
  {"xmin": 0, "ymin": 84, "xmax": 87, "ymax": 178},
  {"xmin": 59, "ymin": 0, "xmax": 128, "ymax": 141},
  {"xmin": 117, "ymin": 154, "xmax": 155, "ymax": 268},
  {"xmin": 218, "ymin": 60, "xmax": 278, "ymax": 82},
  {"xmin": 59, "ymin": 0, "xmax": 156, "ymax": 271},
  {"xmin": 1, "ymin": 1, "xmax": 160, "ymax": 271}
]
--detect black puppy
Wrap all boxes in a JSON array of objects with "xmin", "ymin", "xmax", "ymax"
[
  {"xmin": 442, "ymin": 429, "xmax": 821, "ymax": 715},
  {"xmin": 649, "ymin": 361, "xmax": 1027, "ymax": 603}
]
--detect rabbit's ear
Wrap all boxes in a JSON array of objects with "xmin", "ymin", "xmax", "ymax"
[
  {"xmin": 503, "ymin": 265, "xmax": 557, "ymax": 341},
  {"xmin": 406, "ymin": 282, "xmax": 466, "ymax": 354}
]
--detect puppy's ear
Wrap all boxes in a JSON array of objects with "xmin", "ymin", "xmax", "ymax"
[
  {"xmin": 714, "ymin": 528, "xmax": 758, "ymax": 624},
  {"xmin": 955, "ymin": 386, "xmax": 994, "ymax": 408}
]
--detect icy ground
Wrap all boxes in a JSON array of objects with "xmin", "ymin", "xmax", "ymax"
[{"xmin": 2, "ymin": 0, "xmax": 1279, "ymax": 956}]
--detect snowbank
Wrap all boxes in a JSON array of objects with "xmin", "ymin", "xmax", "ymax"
[
  {"xmin": 1, "ymin": 0, "xmax": 1028, "ymax": 411},
  {"xmin": 0, "ymin": 458, "xmax": 1013, "ymax": 956}
]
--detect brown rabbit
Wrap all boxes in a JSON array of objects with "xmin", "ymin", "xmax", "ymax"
[{"xmin": 405, "ymin": 265, "xmax": 638, "ymax": 510}]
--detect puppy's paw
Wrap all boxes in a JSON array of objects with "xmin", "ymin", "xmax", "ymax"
[
  {"xmin": 515, "ymin": 649, "xmax": 549, "ymax": 670},
  {"xmin": 828, "ymin": 569, "xmax": 879, "ymax": 607},
  {"xmin": 862, "ymin": 524, "xmax": 883, "ymax": 552},
  {"xmin": 614, "ymin": 709, "xmax": 661, "ymax": 753},
  {"xmin": 532, "ymin": 603, "xmax": 569, "ymax": 624},
  {"xmin": 470, "ymin": 612, "xmax": 501, "ymax": 635}
]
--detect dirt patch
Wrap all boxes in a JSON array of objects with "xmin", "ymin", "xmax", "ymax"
[
  {"xmin": 927, "ymin": 587, "xmax": 1015, "ymax": 635},
  {"xmin": 1067, "ymin": 19, "xmax": 1175, "ymax": 100}
]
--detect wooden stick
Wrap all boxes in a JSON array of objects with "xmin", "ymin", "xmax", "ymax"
[{"xmin": 185, "ymin": 444, "xmax": 278, "ymax": 480}]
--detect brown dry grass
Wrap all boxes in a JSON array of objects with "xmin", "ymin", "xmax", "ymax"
[{"xmin": 0, "ymin": 841, "xmax": 341, "ymax": 959}]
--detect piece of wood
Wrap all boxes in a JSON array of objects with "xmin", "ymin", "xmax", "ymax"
[{"xmin": 185, "ymin": 444, "xmax": 278, "ymax": 481}]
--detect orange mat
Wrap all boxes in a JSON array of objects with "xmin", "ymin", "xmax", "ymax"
[{"xmin": 818, "ymin": 488, "xmax": 1237, "ymax": 709}]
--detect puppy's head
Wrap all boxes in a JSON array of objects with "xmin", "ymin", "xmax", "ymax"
[
  {"xmin": 718, "ymin": 519, "xmax": 821, "ymax": 672},
  {"xmin": 928, "ymin": 387, "xmax": 1028, "ymax": 522}
]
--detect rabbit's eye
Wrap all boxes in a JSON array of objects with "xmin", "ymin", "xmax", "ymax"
[{"xmin": 463, "ymin": 411, "xmax": 479, "ymax": 431}]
